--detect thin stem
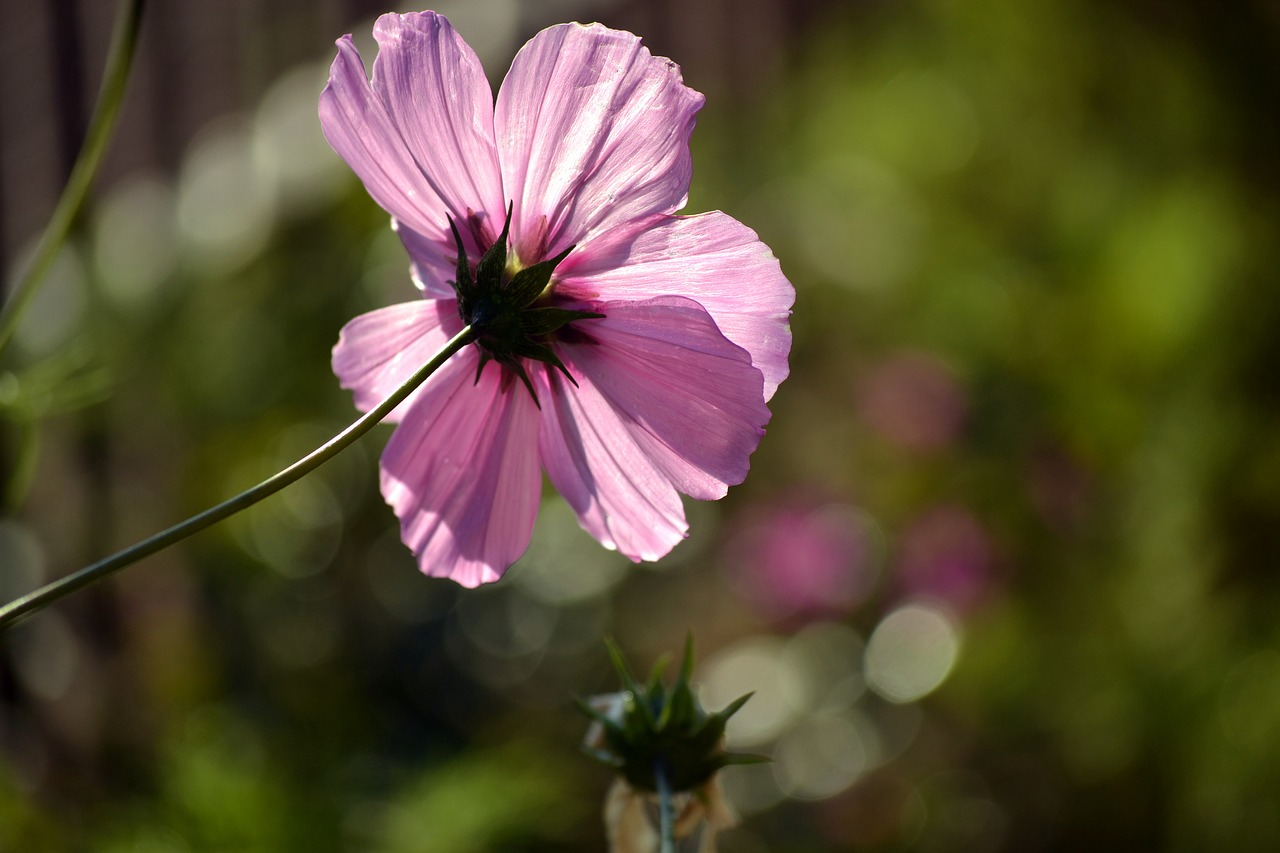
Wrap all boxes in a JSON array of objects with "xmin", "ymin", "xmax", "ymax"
[
  {"xmin": 0, "ymin": 326, "xmax": 474, "ymax": 630},
  {"xmin": 0, "ymin": 0, "xmax": 147, "ymax": 354},
  {"xmin": 655, "ymin": 760, "xmax": 676, "ymax": 853}
]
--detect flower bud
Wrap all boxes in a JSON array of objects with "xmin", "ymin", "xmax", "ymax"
[{"xmin": 580, "ymin": 637, "xmax": 764, "ymax": 852}]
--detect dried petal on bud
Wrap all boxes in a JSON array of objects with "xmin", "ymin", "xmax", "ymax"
[{"xmin": 604, "ymin": 777, "xmax": 737, "ymax": 853}]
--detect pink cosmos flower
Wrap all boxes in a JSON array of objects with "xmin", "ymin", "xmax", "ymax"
[{"xmin": 321, "ymin": 12, "xmax": 793, "ymax": 586}]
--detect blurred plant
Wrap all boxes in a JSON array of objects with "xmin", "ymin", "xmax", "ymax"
[
  {"xmin": 580, "ymin": 637, "xmax": 763, "ymax": 852},
  {"xmin": 0, "ymin": 0, "xmax": 147, "ymax": 516},
  {"xmin": 0, "ymin": 0, "xmax": 146, "ymax": 356}
]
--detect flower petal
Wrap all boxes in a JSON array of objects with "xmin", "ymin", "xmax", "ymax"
[
  {"xmin": 537, "ymin": 367, "xmax": 688, "ymax": 562},
  {"xmin": 560, "ymin": 211, "xmax": 794, "ymax": 400},
  {"xmin": 332, "ymin": 299, "xmax": 465, "ymax": 422},
  {"xmin": 370, "ymin": 13, "xmax": 505, "ymax": 223},
  {"xmin": 320, "ymin": 13, "xmax": 504, "ymax": 283},
  {"xmin": 495, "ymin": 23, "xmax": 704, "ymax": 262},
  {"xmin": 380, "ymin": 349, "xmax": 542, "ymax": 587},
  {"xmin": 393, "ymin": 218, "xmax": 457, "ymax": 298},
  {"xmin": 319, "ymin": 36, "xmax": 442, "ymax": 237},
  {"xmin": 560, "ymin": 297, "xmax": 770, "ymax": 501}
]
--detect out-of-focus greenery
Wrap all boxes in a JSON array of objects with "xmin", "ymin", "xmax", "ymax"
[{"xmin": 2, "ymin": 0, "xmax": 1278, "ymax": 850}]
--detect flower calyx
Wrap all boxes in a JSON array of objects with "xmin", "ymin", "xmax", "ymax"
[
  {"xmin": 449, "ymin": 204, "xmax": 603, "ymax": 405},
  {"xmin": 579, "ymin": 636, "xmax": 766, "ymax": 795}
]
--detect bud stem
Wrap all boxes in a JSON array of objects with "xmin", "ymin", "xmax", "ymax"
[
  {"xmin": 0, "ymin": 326, "xmax": 475, "ymax": 629},
  {"xmin": 655, "ymin": 760, "xmax": 676, "ymax": 853}
]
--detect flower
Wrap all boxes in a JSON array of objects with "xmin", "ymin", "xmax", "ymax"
[{"xmin": 321, "ymin": 12, "xmax": 793, "ymax": 585}]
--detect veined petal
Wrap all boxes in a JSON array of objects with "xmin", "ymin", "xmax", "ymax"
[
  {"xmin": 380, "ymin": 348, "xmax": 542, "ymax": 587},
  {"xmin": 561, "ymin": 297, "xmax": 770, "ymax": 501},
  {"xmin": 332, "ymin": 299, "xmax": 465, "ymax": 422},
  {"xmin": 537, "ymin": 368, "xmax": 688, "ymax": 562},
  {"xmin": 560, "ymin": 211, "xmax": 794, "ymax": 400},
  {"xmin": 320, "ymin": 36, "xmax": 444, "ymax": 237},
  {"xmin": 495, "ymin": 23, "xmax": 704, "ymax": 263},
  {"xmin": 320, "ymin": 14, "xmax": 503, "ymax": 280},
  {"xmin": 394, "ymin": 218, "xmax": 457, "ymax": 298},
  {"xmin": 370, "ymin": 13, "xmax": 505, "ymax": 228}
]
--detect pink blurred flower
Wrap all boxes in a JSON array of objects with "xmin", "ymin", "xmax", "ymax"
[
  {"xmin": 321, "ymin": 12, "xmax": 792, "ymax": 586},
  {"xmin": 726, "ymin": 501, "xmax": 875, "ymax": 620},
  {"xmin": 895, "ymin": 505, "xmax": 992, "ymax": 614}
]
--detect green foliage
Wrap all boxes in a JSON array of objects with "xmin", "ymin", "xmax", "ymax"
[{"xmin": 374, "ymin": 739, "xmax": 590, "ymax": 853}]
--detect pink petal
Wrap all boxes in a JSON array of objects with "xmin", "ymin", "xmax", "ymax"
[
  {"xmin": 560, "ymin": 297, "xmax": 770, "ymax": 501},
  {"xmin": 537, "ymin": 368, "xmax": 688, "ymax": 562},
  {"xmin": 370, "ymin": 13, "xmax": 505, "ymax": 221},
  {"xmin": 320, "ymin": 13, "xmax": 503, "ymax": 285},
  {"xmin": 393, "ymin": 218, "xmax": 457, "ymax": 298},
  {"xmin": 560, "ymin": 211, "xmax": 794, "ymax": 400},
  {"xmin": 494, "ymin": 23, "xmax": 704, "ymax": 263},
  {"xmin": 380, "ymin": 349, "xmax": 542, "ymax": 587},
  {"xmin": 331, "ymin": 299, "xmax": 465, "ymax": 422}
]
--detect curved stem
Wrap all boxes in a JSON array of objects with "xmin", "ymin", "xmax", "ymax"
[
  {"xmin": 0, "ymin": 0, "xmax": 147, "ymax": 355},
  {"xmin": 655, "ymin": 761, "xmax": 676, "ymax": 853},
  {"xmin": 0, "ymin": 326, "xmax": 474, "ymax": 629}
]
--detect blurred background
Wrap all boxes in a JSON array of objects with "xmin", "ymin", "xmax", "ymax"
[{"xmin": 3, "ymin": 0, "xmax": 1280, "ymax": 849}]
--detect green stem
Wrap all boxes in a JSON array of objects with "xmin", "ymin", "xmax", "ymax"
[
  {"xmin": 0, "ymin": 326, "xmax": 474, "ymax": 629},
  {"xmin": 655, "ymin": 761, "xmax": 676, "ymax": 853},
  {"xmin": 0, "ymin": 0, "xmax": 147, "ymax": 355}
]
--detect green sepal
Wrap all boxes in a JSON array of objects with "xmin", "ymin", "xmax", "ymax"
[
  {"xmin": 506, "ymin": 358, "xmax": 538, "ymax": 405},
  {"xmin": 505, "ymin": 243, "xmax": 574, "ymax": 307},
  {"xmin": 476, "ymin": 202, "xmax": 512, "ymax": 289},
  {"xmin": 449, "ymin": 203, "xmax": 598, "ymax": 406},
  {"xmin": 520, "ymin": 307, "xmax": 606, "ymax": 336},
  {"xmin": 605, "ymin": 637, "xmax": 641, "ymax": 696},
  {"xmin": 447, "ymin": 216, "xmax": 474, "ymax": 304},
  {"xmin": 579, "ymin": 637, "xmax": 765, "ymax": 795},
  {"xmin": 473, "ymin": 350, "xmax": 492, "ymax": 384},
  {"xmin": 663, "ymin": 635, "xmax": 700, "ymax": 730},
  {"xmin": 516, "ymin": 341, "xmax": 578, "ymax": 389}
]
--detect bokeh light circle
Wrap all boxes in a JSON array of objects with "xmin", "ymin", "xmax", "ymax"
[{"xmin": 865, "ymin": 603, "xmax": 960, "ymax": 703}]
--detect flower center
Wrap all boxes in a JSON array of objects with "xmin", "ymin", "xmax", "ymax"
[{"xmin": 449, "ymin": 204, "xmax": 602, "ymax": 405}]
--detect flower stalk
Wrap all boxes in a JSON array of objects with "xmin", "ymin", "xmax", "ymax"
[
  {"xmin": 0, "ymin": 326, "xmax": 474, "ymax": 629},
  {"xmin": 0, "ymin": 0, "xmax": 148, "ymax": 355},
  {"xmin": 655, "ymin": 760, "xmax": 676, "ymax": 853}
]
